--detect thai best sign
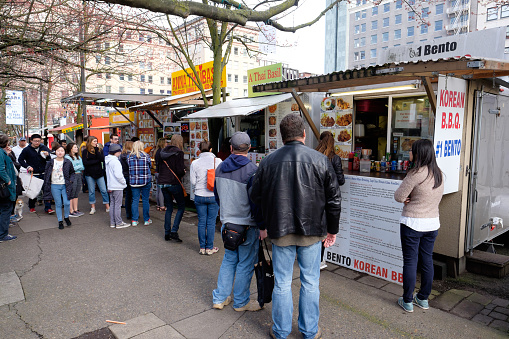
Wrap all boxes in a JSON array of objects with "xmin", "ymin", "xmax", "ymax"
[
  {"xmin": 171, "ymin": 61, "xmax": 226, "ymax": 96},
  {"xmin": 5, "ymin": 90, "xmax": 24, "ymax": 125},
  {"xmin": 433, "ymin": 76, "xmax": 466, "ymax": 195},
  {"xmin": 325, "ymin": 175, "xmax": 404, "ymax": 284},
  {"xmin": 248, "ymin": 63, "xmax": 282, "ymax": 97}
]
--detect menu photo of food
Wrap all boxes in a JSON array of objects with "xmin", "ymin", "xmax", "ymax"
[
  {"xmin": 400, "ymin": 136, "xmax": 420, "ymax": 153},
  {"xmin": 268, "ymin": 128, "xmax": 277, "ymax": 137},
  {"xmin": 268, "ymin": 116, "xmax": 277, "ymax": 126},
  {"xmin": 335, "ymin": 145, "xmax": 351, "ymax": 159},
  {"xmin": 321, "ymin": 97, "xmax": 336, "ymax": 111},
  {"xmin": 320, "ymin": 112, "xmax": 336, "ymax": 128},
  {"xmin": 336, "ymin": 96, "xmax": 352, "ymax": 110},
  {"xmin": 269, "ymin": 140, "xmax": 277, "ymax": 150},
  {"xmin": 190, "ymin": 122, "xmax": 196, "ymax": 131},
  {"xmin": 336, "ymin": 127, "xmax": 352, "ymax": 145},
  {"xmin": 268, "ymin": 104, "xmax": 277, "ymax": 114},
  {"xmin": 201, "ymin": 121, "xmax": 208, "ymax": 131},
  {"xmin": 336, "ymin": 110, "xmax": 353, "ymax": 127}
]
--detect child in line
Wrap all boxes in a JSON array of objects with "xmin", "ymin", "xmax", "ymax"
[
  {"xmin": 105, "ymin": 144, "xmax": 130, "ymax": 228},
  {"xmin": 43, "ymin": 145, "xmax": 75, "ymax": 229}
]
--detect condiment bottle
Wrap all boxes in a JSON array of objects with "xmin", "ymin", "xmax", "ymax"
[
  {"xmin": 348, "ymin": 152, "xmax": 354, "ymax": 171},
  {"xmin": 353, "ymin": 153, "xmax": 360, "ymax": 171},
  {"xmin": 380, "ymin": 156, "xmax": 386, "ymax": 172}
]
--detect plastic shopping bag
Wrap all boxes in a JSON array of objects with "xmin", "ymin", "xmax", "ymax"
[{"xmin": 19, "ymin": 172, "xmax": 44, "ymax": 200}]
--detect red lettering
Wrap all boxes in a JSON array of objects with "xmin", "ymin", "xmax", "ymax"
[
  {"xmin": 448, "ymin": 112, "xmax": 453, "ymax": 128},
  {"xmin": 391, "ymin": 271, "xmax": 398, "ymax": 281},
  {"xmin": 454, "ymin": 113, "xmax": 461, "ymax": 129},
  {"xmin": 398, "ymin": 273, "xmax": 403, "ymax": 283},
  {"xmin": 441, "ymin": 112, "xmax": 446, "ymax": 129}
]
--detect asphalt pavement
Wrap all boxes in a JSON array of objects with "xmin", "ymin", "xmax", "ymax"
[{"xmin": 0, "ymin": 193, "xmax": 507, "ymax": 339}]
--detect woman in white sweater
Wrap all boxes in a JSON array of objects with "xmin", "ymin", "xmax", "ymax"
[
  {"xmin": 190, "ymin": 140, "xmax": 222, "ymax": 255},
  {"xmin": 394, "ymin": 139, "xmax": 444, "ymax": 313}
]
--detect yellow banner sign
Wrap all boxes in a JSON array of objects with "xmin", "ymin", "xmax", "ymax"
[
  {"xmin": 62, "ymin": 124, "xmax": 83, "ymax": 133},
  {"xmin": 172, "ymin": 61, "xmax": 226, "ymax": 96},
  {"xmin": 109, "ymin": 111, "xmax": 134, "ymax": 124}
]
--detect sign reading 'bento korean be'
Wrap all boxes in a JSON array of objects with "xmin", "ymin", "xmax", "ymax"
[
  {"xmin": 5, "ymin": 90, "xmax": 24, "ymax": 125},
  {"xmin": 434, "ymin": 76, "xmax": 466, "ymax": 195},
  {"xmin": 171, "ymin": 61, "xmax": 226, "ymax": 96}
]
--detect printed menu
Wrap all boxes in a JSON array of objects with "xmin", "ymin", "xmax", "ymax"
[
  {"xmin": 319, "ymin": 96, "xmax": 353, "ymax": 159},
  {"xmin": 189, "ymin": 119, "xmax": 209, "ymax": 159},
  {"xmin": 266, "ymin": 98, "xmax": 302, "ymax": 153},
  {"xmin": 137, "ymin": 112, "xmax": 155, "ymax": 147}
]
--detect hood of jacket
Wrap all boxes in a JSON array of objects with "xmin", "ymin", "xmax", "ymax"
[
  {"xmin": 160, "ymin": 146, "xmax": 182, "ymax": 160},
  {"xmin": 221, "ymin": 154, "xmax": 251, "ymax": 173},
  {"xmin": 105, "ymin": 154, "xmax": 118, "ymax": 165}
]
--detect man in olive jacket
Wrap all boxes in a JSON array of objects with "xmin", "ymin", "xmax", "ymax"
[{"xmin": 250, "ymin": 114, "xmax": 341, "ymax": 339}]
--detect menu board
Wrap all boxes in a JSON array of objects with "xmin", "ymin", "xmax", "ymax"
[
  {"xmin": 137, "ymin": 112, "xmax": 155, "ymax": 147},
  {"xmin": 163, "ymin": 123, "xmax": 181, "ymax": 138},
  {"xmin": 189, "ymin": 119, "xmax": 209, "ymax": 158},
  {"xmin": 266, "ymin": 99, "xmax": 302, "ymax": 153},
  {"xmin": 325, "ymin": 175, "xmax": 404, "ymax": 284},
  {"xmin": 319, "ymin": 96, "xmax": 353, "ymax": 159}
]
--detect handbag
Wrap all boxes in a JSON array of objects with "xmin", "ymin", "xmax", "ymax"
[
  {"xmin": 163, "ymin": 160, "xmax": 187, "ymax": 197},
  {"xmin": 0, "ymin": 181, "xmax": 10, "ymax": 200},
  {"xmin": 206, "ymin": 156, "xmax": 217, "ymax": 191},
  {"xmin": 19, "ymin": 172, "xmax": 44, "ymax": 200},
  {"xmin": 255, "ymin": 239, "xmax": 274, "ymax": 308},
  {"xmin": 221, "ymin": 222, "xmax": 249, "ymax": 251}
]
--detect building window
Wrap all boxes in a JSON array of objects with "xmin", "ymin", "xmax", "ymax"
[
  {"xmin": 394, "ymin": 44, "xmax": 401, "ymax": 47},
  {"xmin": 360, "ymin": 37, "xmax": 366, "ymax": 46},
  {"xmin": 382, "ymin": 32, "xmax": 389, "ymax": 42},
  {"xmin": 243, "ymin": 75, "xmax": 248, "ymax": 84},
  {"xmin": 140, "ymin": 88, "xmax": 145, "ymax": 94},
  {"xmin": 382, "ymin": 46, "xmax": 388, "ymax": 50},
  {"xmin": 106, "ymin": 86, "xmax": 111, "ymax": 93},
  {"xmin": 487, "ymin": 7, "xmax": 498, "ymax": 21},
  {"xmin": 394, "ymin": 29, "xmax": 401, "ymax": 40},
  {"xmin": 128, "ymin": 75, "xmax": 133, "ymax": 81},
  {"xmin": 147, "ymin": 35, "xmax": 152, "ymax": 43},
  {"xmin": 506, "ymin": 25, "xmax": 509, "ymax": 38},
  {"xmin": 354, "ymin": 52, "xmax": 360, "ymax": 61},
  {"xmin": 371, "ymin": 20, "xmax": 378, "ymax": 30},
  {"xmin": 139, "ymin": 61, "xmax": 145, "ymax": 69},
  {"xmin": 160, "ymin": 77, "xmax": 164, "ymax": 84},
  {"xmin": 407, "ymin": 26, "xmax": 414, "ymax": 37},
  {"xmin": 436, "ymin": 4, "xmax": 444, "ymax": 15},
  {"xmin": 97, "ymin": 73, "xmax": 102, "ymax": 78},
  {"xmin": 355, "ymin": 25, "xmax": 360, "ymax": 34},
  {"xmin": 408, "ymin": 12, "xmax": 415, "ymax": 21},
  {"xmin": 384, "ymin": 3, "xmax": 390, "ymax": 12},
  {"xmin": 234, "ymin": 47, "xmax": 239, "ymax": 55},
  {"xmin": 372, "ymin": 6, "xmax": 378, "ymax": 15},
  {"xmin": 435, "ymin": 20, "xmax": 443, "ymax": 31},
  {"xmin": 383, "ymin": 17, "xmax": 389, "ymax": 27},
  {"xmin": 244, "ymin": 89, "xmax": 248, "ymax": 96},
  {"xmin": 355, "ymin": 11, "xmax": 361, "ymax": 20},
  {"xmin": 354, "ymin": 38, "xmax": 360, "ymax": 48},
  {"xmin": 370, "ymin": 49, "xmax": 377, "ymax": 58},
  {"xmin": 422, "ymin": 7, "xmax": 429, "ymax": 18},
  {"xmin": 396, "ymin": 0, "xmax": 402, "ymax": 10},
  {"xmin": 371, "ymin": 34, "xmax": 377, "ymax": 44},
  {"xmin": 234, "ymin": 75, "xmax": 239, "ymax": 82},
  {"xmin": 139, "ymin": 34, "xmax": 144, "ymax": 42},
  {"xmin": 361, "ymin": 9, "xmax": 367, "ymax": 19},
  {"xmin": 126, "ymin": 31, "xmax": 132, "ymax": 39},
  {"xmin": 119, "ymin": 87, "xmax": 125, "ymax": 93},
  {"xmin": 95, "ymin": 56, "xmax": 101, "ymax": 63},
  {"xmin": 167, "ymin": 90, "xmax": 171, "ymax": 94},
  {"xmin": 140, "ymin": 75, "xmax": 145, "ymax": 82},
  {"xmin": 148, "ymin": 89, "xmax": 153, "ymax": 94},
  {"xmin": 395, "ymin": 14, "xmax": 402, "ymax": 24},
  {"xmin": 361, "ymin": 23, "xmax": 366, "ymax": 32},
  {"xmin": 228, "ymin": 74, "xmax": 232, "ymax": 82},
  {"xmin": 167, "ymin": 78, "xmax": 171, "ymax": 85},
  {"xmin": 360, "ymin": 51, "xmax": 365, "ymax": 60},
  {"xmin": 505, "ymin": 47, "xmax": 509, "ymax": 54},
  {"xmin": 160, "ymin": 90, "xmax": 164, "ymax": 94},
  {"xmin": 118, "ymin": 44, "xmax": 123, "ymax": 52},
  {"xmin": 119, "ymin": 74, "xmax": 124, "ymax": 80},
  {"xmin": 147, "ymin": 62, "xmax": 152, "ymax": 70},
  {"xmin": 96, "ymin": 85, "xmax": 102, "ymax": 92},
  {"xmin": 148, "ymin": 76, "xmax": 152, "ymax": 83},
  {"xmin": 421, "ymin": 24, "xmax": 428, "ymax": 34},
  {"xmin": 106, "ymin": 73, "xmax": 111, "ymax": 79},
  {"xmin": 502, "ymin": 5, "xmax": 509, "ymax": 18}
]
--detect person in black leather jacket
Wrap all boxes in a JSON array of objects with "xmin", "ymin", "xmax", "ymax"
[{"xmin": 250, "ymin": 113, "xmax": 341, "ymax": 339}]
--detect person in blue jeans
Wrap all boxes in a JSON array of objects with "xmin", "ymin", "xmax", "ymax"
[
  {"xmin": 212, "ymin": 132, "xmax": 263, "ymax": 313},
  {"xmin": 250, "ymin": 115, "xmax": 341, "ymax": 339},
  {"xmin": 0, "ymin": 134, "xmax": 18, "ymax": 242},
  {"xmin": 42, "ymin": 145, "xmax": 75, "ymax": 229},
  {"xmin": 82, "ymin": 136, "xmax": 109, "ymax": 215},
  {"xmin": 127, "ymin": 141, "xmax": 152, "ymax": 226},
  {"xmin": 190, "ymin": 140, "xmax": 222, "ymax": 255},
  {"xmin": 156, "ymin": 135, "xmax": 186, "ymax": 242}
]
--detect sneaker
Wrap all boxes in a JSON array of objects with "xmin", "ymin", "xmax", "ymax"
[
  {"xmin": 116, "ymin": 222, "xmax": 130, "ymax": 229},
  {"xmin": 69, "ymin": 211, "xmax": 79, "ymax": 218},
  {"xmin": 164, "ymin": 234, "xmax": 171, "ymax": 241},
  {"xmin": 10, "ymin": 216, "xmax": 18, "ymax": 223},
  {"xmin": 64, "ymin": 218, "xmax": 72, "ymax": 227},
  {"xmin": 105, "ymin": 208, "xmax": 110, "ymax": 212},
  {"xmin": 29, "ymin": 208, "xmax": 36, "ymax": 213},
  {"xmin": 170, "ymin": 232, "xmax": 182, "ymax": 243},
  {"xmin": 397, "ymin": 297, "xmax": 414, "ymax": 313},
  {"xmin": 58, "ymin": 221, "xmax": 64, "ymax": 230},
  {"xmin": 15, "ymin": 214, "xmax": 22, "ymax": 221},
  {"xmin": 206, "ymin": 247, "xmax": 219, "ymax": 255},
  {"xmin": 199, "ymin": 248, "xmax": 206, "ymax": 255},
  {"xmin": 144, "ymin": 219, "xmax": 152, "ymax": 226},
  {"xmin": 413, "ymin": 295, "xmax": 429, "ymax": 310},
  {"xmin": 233, "ymin": 300, "xmax": 262, "ymax": 312},
  {"xmin": 46, "ymin": 209, "xmax": 55, "ymax": 214},
  {"xmin": 0, "ymin": 234, "xmax": 17, "ymax": 242},
  {"xmin": 320, "ymin": 260, "xmax": 328, "ymax": 270},
  {"xmin": 110, "ymin": 224, "xmax": 116, "ymax": 228},
  {"xmin": 89, "ymin": 208, "xmax": 96, "ymax": 215},
  {"xmin": 75, "ymin": 211, "xmax": 84, "ymax": 217},
  {"xmin": 213, "ymin": 296, "xmax": 232, "ymax": 310},
  {"xmin": 131, "ymin": 221, "xmax": 138, "ymax": 227}
]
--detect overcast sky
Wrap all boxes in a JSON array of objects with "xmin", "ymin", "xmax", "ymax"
[{"xmin": 261, "ymin": 0, "xmax": 327, "ymax": 75}]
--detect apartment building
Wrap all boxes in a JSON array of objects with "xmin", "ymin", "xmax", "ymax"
[{"xmin": 475, "ymin": 2, "xmax": 509, "ymax": 54}]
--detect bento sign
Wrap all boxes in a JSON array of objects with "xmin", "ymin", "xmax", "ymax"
[{"xmin": 434, "ymin": 76, "xmax": 466, "ymax": 195}]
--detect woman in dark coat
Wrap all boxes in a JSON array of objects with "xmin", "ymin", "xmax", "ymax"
[
  {"xmin": 0, "ymin": 134, "xmax": 17, "ymax": 242},
  {"xmin": 81, "ymin": 136, "xmax": 109, "ymax": 214},
  {"xmin": 43, "ymin": 145, "xmax": 75, "ymax": 229}
]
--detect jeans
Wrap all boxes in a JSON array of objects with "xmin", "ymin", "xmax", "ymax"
[
  {"xmin": 400, "ymin": 224, "xmax": 438, "ymax": 303},
  {"xmin": 194, "ymin": 195, "xmax": 219, "ymax": 250},
  {"xmin": 160, "ymin": 184, "xmax": 186, "ymax": 235},
  {"xmin": 124, "ymin": 184, "xmax": 132, "ymax": 220},
  {"xmin": 50, "ymin": 184, "xmax": 70, "ymax": 222},
  {"xmin": 154, "ymin": 173, "xmax": 164, "ymax": 207},
  {"xmin": 28, "ymin": 173, "xmax": 51, "ymax": 211},
  {"xmin": 212, "ymin": 226, "xmax": 259, "ymax": 309},
  {"xmin": 109, "ymin": 190, "xmax": 124, "ymax": 225},
  {"xmin": 0, "ymin": 201, "xmax": 12, "ymax": 239},
  {"xmin": 272, "ymin": 241, "xmax": 321, "ymax": 339},
  {"xmin": 131, "ymin": 182, "xmax": 151, "ymax": 222},
  {"xmin": 85, "ymin": 176, "xmax": 109, "ymax": 205}
]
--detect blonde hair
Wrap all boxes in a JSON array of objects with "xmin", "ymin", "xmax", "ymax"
[
  {"xmin": 170, "ymin": 134, "xmax": 183, "ymax": 150},
  {"xmin": 130, "ymin": 140, "xmax": 145, "ymax": 158},
  {"xmin": 122, "ymin": 140, "xmax": 133, "ymax": 154},
  {"xmin": 156, "ymin": 138, "xmax": 166, "ymax": 152}
]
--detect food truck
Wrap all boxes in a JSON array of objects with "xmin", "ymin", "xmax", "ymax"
[{"xmin": 252, "ymin": 57, "xmax": 509, "ymax": 280}]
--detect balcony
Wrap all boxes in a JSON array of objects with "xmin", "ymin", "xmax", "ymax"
[
  {"xmin": 446, "ymin": 5, "xmax": 469, "ymax": 15},
  {"xmin": 445, "ymin": 21, "xmax": 468, "ymax": 31}
]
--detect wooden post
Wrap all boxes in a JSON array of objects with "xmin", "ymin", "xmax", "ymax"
[
  {"xmin": 422, "ymin": 77, "xmax": 437, "ymax": 116},
  {"xmin": 291, "ymin": 89, "xmax": 320, "ymax": 140}
]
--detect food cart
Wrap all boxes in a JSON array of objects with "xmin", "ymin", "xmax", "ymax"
[{"xmin": 253, "ymin": 57, "xmax": 509, "ymax": 280}]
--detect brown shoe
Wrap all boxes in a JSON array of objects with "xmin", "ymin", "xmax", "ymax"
[
  {"xmin": 212, "ymin": 296, "xmax": 231, "ymax": 310},
  {"xmin": 233, "ymin": 299, "xmax": 262, "ymax": 312}
]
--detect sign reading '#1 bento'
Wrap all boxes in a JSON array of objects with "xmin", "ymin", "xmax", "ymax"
[
  {"xmin": 434, "ymin": 76, "xmax": 466, "ymax": 195},
  {"xmin": 248, "ymin": 63, "xmax": 282, "ymax": 97},
  {"xmin": 5, "ymin": 90, "xmax": 24, "ymax": 125},
  {"xmin": 171, "ymin": 61, "xmax": 226, "ymax": 96}
]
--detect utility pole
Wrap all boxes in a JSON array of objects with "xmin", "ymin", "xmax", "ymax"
[{"xmin": 80, "ymin": 0, "xmax": 88, "ymax": 137}]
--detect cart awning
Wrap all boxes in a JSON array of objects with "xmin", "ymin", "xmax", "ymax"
[
  {"xmin": 129, "ymin": 90, "xmax": 214, "ymax": 111},
  {"xmin": 183, "ymin": 93, "xmax": 293, "ymax": 119},
  {"xmin": 49, "ymin": 123, "xmax": 83, "ymax": 133},
  {"xmin": 88, "ymin": 123, "xmax": 130, "ymax": 130}
]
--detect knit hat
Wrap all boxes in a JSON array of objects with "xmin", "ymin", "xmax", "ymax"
[{"xmin": 109, "ymin": 144, "xmax": 122, "ymax": 154}]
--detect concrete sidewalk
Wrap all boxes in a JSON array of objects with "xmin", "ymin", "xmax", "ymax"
[{"xmin": 0, "ymin": 194, "xmax": 507, "ymax": 338}]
